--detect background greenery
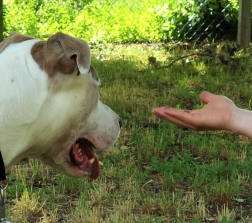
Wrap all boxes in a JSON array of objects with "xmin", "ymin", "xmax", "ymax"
[{"xmin": 4, "ymin": 0, "xmax": 239, "ymax": 43}]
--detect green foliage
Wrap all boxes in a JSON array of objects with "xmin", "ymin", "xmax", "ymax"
[
  {"xmin": 221, "ymin": 216, "xmax": 236, "ymax": 223},
  {"xmin": 149, "ymin": 0, "xmax": 238, "ymax": 41},
  {"xmin": 190, "ymin": 217, "xmax": 201, "ymax": 223},
  {"xmin": 4, "ymin": 0, "xmax": 238, "ymax": 43}
]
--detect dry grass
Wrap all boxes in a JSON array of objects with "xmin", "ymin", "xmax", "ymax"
[{"xmin": 4, "ymin": 43, "xmax": 252, "ymax": 223}]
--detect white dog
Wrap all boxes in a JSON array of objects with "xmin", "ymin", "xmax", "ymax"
[{"xmin": 0, "ymin": 32, "xmax": 121, "ymax": 180}]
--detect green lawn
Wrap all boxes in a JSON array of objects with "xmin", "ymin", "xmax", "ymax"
[{"xmin": 5, "ymin": 43, "xmax": 252, "ymax": 222}]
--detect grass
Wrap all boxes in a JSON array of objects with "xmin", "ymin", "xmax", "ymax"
[{"xmin": 4, "ymin": 42, "xmax": 252, "ymax": 222}]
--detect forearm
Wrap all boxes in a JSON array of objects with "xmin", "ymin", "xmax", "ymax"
[{"xmin": 230, "ymin": 108, "xmax": 252, "ymax": 139}]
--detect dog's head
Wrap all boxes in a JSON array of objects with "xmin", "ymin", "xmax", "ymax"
[{"xmin": 0, "ymin": 32, "xmax": 121, "ymax": 179}]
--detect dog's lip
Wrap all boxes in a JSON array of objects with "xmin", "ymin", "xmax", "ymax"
[{"xmin": 69, "ymin": 138, "xmax": 100, "ymax": 179}]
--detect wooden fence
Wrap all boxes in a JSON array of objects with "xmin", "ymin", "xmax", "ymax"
[{"xmin": 237, "ymin": 0, "xmax": 251, "ymax": 47}]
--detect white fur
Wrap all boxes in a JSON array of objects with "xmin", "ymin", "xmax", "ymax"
[{"xmin": 0, "ymin": 38, "xmax": 120, "ymax": 177}]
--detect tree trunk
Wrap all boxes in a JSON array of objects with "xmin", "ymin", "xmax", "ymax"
[{"xmin": 0, "ymin": 0, "xmax": 3, "ymax": 42}]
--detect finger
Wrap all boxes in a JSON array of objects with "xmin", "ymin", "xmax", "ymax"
[
  {"xmin": 152, "ymin": 107, "xmax": 168, "ymax": 114},
  {"xmin": 159, "ymin": 114, "xmax": 197, "ymax": 130},
  {"xmin": 152, "ymin": 107, "xmax": 189, "ymax": 118},
  {"xmin": 164, "ymin": 108, "xmax": 222, "ymax": 131},
  {"xmin": 200, "ymin": 91, "xmax": 215, "ymax": 104},
  {"xmin": 152, "ymin": 108, "xmax": 197, "ymax": 129},
  {"xmin": 164, "ymin": 108, "xmax": 194, "ymax": 118},
  {"xmin": 164, "ymin": 108, "xmax": 203, "ymax": 126}
]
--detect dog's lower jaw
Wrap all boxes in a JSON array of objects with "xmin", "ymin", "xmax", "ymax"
[
  {"xmin": 68, "ymin": 138, "xmax": 100, "ymax": 179},
  {"xmin": 38, "ymin": 149, "xmax": 100, "ymax": 179}
]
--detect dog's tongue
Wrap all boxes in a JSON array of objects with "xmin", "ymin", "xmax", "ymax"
[{"xmin": 72, "ymin": 141, "xmax": 100, "ymax": 180}]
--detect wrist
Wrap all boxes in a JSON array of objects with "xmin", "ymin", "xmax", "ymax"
[
  {"xmin": 228, "ymin": 107, "xmax": 240, "ymax": 134},
  {"xmin": 229, "ymin": 107, "xmax": 252, "ymax": 138}
]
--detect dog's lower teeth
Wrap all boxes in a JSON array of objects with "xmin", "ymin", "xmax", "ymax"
[{"xmin": 89, "ymin": 158, "xmax": 95, "ymax": 164}]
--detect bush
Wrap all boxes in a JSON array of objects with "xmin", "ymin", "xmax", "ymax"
[{"xmin": 4, "ymin": 0, "xmax": 239, "ymax": 43}]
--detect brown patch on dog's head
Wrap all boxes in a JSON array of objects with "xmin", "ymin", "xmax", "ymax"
[
  {"xmin": 0, "ymin": 32, "xmax": 34, "ymax": 53},
  {"xmin": 31, "ymin": 32, "xmax": 91, "ymax": 77}
]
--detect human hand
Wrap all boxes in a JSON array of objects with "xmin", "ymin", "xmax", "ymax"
[{"xmin": 152, "ymin": 91, "xmax": 237, "ymax": 132}]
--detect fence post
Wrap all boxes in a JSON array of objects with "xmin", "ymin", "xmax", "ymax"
[
  {"xmin": 0, "ymin": 0, "xmax": 2, "ymax": 42},
  {"xmin": 237, "ymin": 0, "xmax": 251, "ymax": 48}
]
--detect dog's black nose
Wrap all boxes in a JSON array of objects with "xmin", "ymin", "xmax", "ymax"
[{"xmin": 118, "ymin": 116, "xmax": 123, "ymax": 128}]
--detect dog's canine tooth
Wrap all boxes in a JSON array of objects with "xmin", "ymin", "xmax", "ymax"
[
  {"xmin": 84, "ymin": 171, "xmax": 91, "ymax": 176},
  {"xmin": 89, "ymin": 158, "xmax": 95, "ymax": 164}
]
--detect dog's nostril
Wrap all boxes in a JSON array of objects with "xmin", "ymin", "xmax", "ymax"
[{"xmin": 118, "ymin": 116, "xmax": 123, "ymax": 128}]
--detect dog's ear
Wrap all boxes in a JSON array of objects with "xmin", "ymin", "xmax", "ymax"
[
  {"xmin": 0, "ymin": 32, "xmax": 34, "ymax": 53},
  {"xmin": 32, "ymin": 32, "xmax": 91, "ymax": 77},
  {"xmin": 57, "ymin": 32, "xmax": 91, "ymax": 75}
]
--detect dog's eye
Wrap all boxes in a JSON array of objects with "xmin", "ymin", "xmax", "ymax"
[{"xmin": 76, "ymin": 67, "xmax": 80, "ymax": 76}]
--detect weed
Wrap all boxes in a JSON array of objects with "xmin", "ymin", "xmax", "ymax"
[{"xmin": 5, "ymin": 43, "xmax": 252, "ymax": 222}]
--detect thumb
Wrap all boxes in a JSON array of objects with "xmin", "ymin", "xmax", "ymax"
[{"xmin": 200, "ymin": 91, "xmax": 215, "ymax": 104}]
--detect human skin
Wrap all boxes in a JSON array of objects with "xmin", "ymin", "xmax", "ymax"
[{"xmin": 152, "ymin": 91, "xmax": 252, "ymax": 139}]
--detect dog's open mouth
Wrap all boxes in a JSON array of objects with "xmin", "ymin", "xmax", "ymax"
[{"xmin": 69, "ymin": 138, "xmax": 100, "ymax": 180}]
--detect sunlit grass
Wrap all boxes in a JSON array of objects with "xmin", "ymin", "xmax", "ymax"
[{"xmin": 5, "ymin": 43, "xmax": 252, "ymax": 222}]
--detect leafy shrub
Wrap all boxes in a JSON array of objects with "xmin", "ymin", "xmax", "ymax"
[
  {"xmin": 148, "ymin": 0, "xmax": 238, "ymax": 41},
  {"xmin": 4, "ymin": 0, "xmax": 238, "ymax": 43}
]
